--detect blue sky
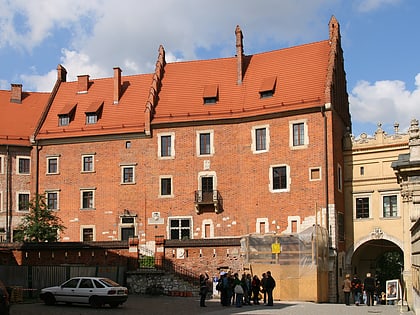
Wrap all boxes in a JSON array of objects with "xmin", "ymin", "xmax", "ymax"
[{"xmin": 0, "ymin": 0, "xmax": 419, "ymax": 137}]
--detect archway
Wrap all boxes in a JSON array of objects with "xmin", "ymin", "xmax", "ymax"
[{"xmin": 351, "ymin": 239, "xmax": 403, "ymax": 294}]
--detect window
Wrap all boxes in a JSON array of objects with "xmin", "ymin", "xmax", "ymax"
[
  {"xmin": 17, "ymin": 193, "xmax": 30, "ymax": 211},
  {"xmin": 47, "ymin": 157, "xmax": 59, "ymax": 174},
  {"xmin": 86, "ymin": 113, "xmax": 97, "ymax": 124},
  {"xmin": 120, "ymin": 216, "xmax": 136, "ymax": 241},
  {"xmin": 121, "ymin": 227, "xmax": 135, "ymax": 241},
  {"xmin": 293, "ymin": 123, "xmax": 305, "ymax": 146},
  {"xmin": 62, "ymin": 278, "xmax": 80, "ymax": 288},
  {"xmin": 169, "ymin": 218, "xmax": 191, "ymax": 240},
  {"xmin": 81, "ymin": 190, "xmax": 95, "ymax": 209},
  {"xmin": 203, "ymin": 85, "xmax": 218, "ymax": 104},
  {"xmin": 337, "ymin": 164, "xmax": 342, "ymax": 192},
  {"xmin": 158, "ymin": 132, "xmax": 175, "ymax": 159},
  {"xmin": 310, "ymin": 167, "xmax": 321, "ymax": 181},
  {"xmin": 160, "ymin": 177, "xmax": 172, "ymax": 197},
  {"xmin": 46, "ymin": 191, "xmax": 59, "ymax": 210},
  {"xmin": 121, "ymin": 165, "xmax": 135, "ymax": 184},
  {"xmin": 82, "ymin": 155, "xmax": 94, "ymax": 172},
  {"xmin": 59, "ymin": 115, "xmax": 70, "ymax": 126},
  {"xmin": 259, "ymin": 77, "xmax": 276, "ymax": 98},
  {"xmin": 270, "ymin": 165, "xmax": 289, "ymax": 192},
  {"xmin": 82, "ymin": 227, "xmax": 94, "ymax": 242},
  {"xmin": 58, "ymin": 103, "xmax": 76, "ymax": 126},
  {"xmin": 383, "ymin": 195, "xmax": 398, "ymax": 217},
  {"xmin": 360, "ymin": 166, "xmax": 365, "ymax": 176},
  {"xmin": 197, "ymin": 130, "xmax": 214, "ymax": 156},
  {"xmin": 289, "ymin": 120, "xmax": 308, "ymax": 148},
  {"xmin": 355, "ymin": 197, "xmax": 370, "ymax": 219},
  {"xmin": 251, "ymin": 125, "xmax": 269, "ymax": 153},
  {"xmin": 0, "ymin": 155, "xmax": 4, "ymax": 174},
  {"xmin": 125, "ymin": 141, "xmax": 131, "ymax": 149},
  {"xmin": 17, "ymin": 157, "xmax": 30, "ymax": 174}
]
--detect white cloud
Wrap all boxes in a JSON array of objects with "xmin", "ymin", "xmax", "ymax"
[
  {"xmin": 355, "ymin": 0, "xmax": 402, "ymax": 12},
  {"xmin": 349, "ymin": 73, "xmax": 420, "ymax": 134}
]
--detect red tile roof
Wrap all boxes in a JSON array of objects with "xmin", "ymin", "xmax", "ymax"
[
  {"xmin": 0, "ymin": 90, "xmax": 50, "ymax": 145},
  {"xmin": 152, "ymin": 40, "xmax": 330, "ymax": 124},
  {"xmin": 36, "ymin": 73, "xmax": 153, "ymax": 140}
]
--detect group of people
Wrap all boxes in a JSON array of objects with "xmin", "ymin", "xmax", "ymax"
[
  {"xmin": 342, "ymin": 272, "xmax": 381, "ymax": 306},
  {"xmin": 199, "ymin": 270, "xmax": 276, "ymax": 308}
]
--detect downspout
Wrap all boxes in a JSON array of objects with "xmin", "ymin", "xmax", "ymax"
[
  {"xmin": 321, "ymin": 105, "xmax": 329, "ymax": 235},
  {"xmin": 5, "ymin": 145, "xmax": 10, "ymax": 242}
]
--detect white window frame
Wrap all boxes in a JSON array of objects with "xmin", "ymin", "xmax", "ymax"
[
  {"xmin": 159, "ymin": 175, "xmax": 173, "ymax": 198},
  {"xmin": 287, "ymin": 216, "xmax": 301, "ymax": 233},
  {"xmin": 80, "ymin": 225, "xmax": 96, "ymax": 242},
  {"xmin": 256, "ymin": 218, "xmax": 269, "ymax": 234},
  {"xmin": 251, "ymin": 124, "xmax": 270, "ymax": 154},
  {"xmin": 354, "ymin": 193, "xmax": 372, "ymax": 219},
  {"xmin": 16, "ymin": 156, "xmax": 31, "ymax": 175},
  {"xmin": 80, "ymin": 188, "xmax": 95, "ymax": 210},
  {"xmin": 201, "ymin": 219, "xmax": 214, "ymax": 238},
  {"xmin": 46, "ymin": 156, "xmax": 60, "ymax": 175},
  {"xmin": 337, "ymin": 163, "xmax": 343, "ymax": 192},
  {"xmin": 45, "ymin": 190, "xmax": 60, "ymax": 211},
  {"xmin": 289, "ymin": 119, "xmax": 309, "ymax": 149},
  {"xmin": 16, "ymin": 191, "xmax": 30, "ymax": 212},
  {"xmin": 81, "ymin": 154, "xmax": 95, "ymax": 173},
  {"xmin": 269, "ymin": 164, "xmax": 290, "ymax": 193},
  {"xmin": 309, "ymin": 167, "xmax": 322, "ymax": 181},
  {"xmin": 380, "ymin": 192, "xmax": 400, "ymax": 218},
  {"xmin": 0, "ymin": 155, "xmax": 4, "ymax": 174},
  {"xmin": 196, "ymin": 130, "xmax": 214, "ymax": 157},
  {"xmin": 158, "ymin": 132, "xmax": 175, "ymax": 159},
  {"xmin": 120, "ymin": 164, "xmax": 136, "ymax": 184},
  {"xmin": 197, "ymin": 171, "xmax": 217, "ymax": 191},
  {"xmin": 167, "ymin": 216, "xmax": 193, "ymax": 240}
]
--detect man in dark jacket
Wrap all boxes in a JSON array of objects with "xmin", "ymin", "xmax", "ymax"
[
  {"xmin": 364, "ymin": 272, "xmax": 376, "ymax": 306},
  {"xmin": 351, "ymin": 274, "xmax": 362, "ymax": 305},
  {"xmin": 265, "ymin": 271, "xmax": 276, "ymax": 306}
]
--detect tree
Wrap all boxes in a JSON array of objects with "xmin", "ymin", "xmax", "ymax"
[{"xmin": 15, "ymin": 194, "xmax": 66, "ymax": 242}]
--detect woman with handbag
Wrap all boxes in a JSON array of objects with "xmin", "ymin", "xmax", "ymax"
[
  {"xmin": 199, "ymin": 273, "xmax": 209, "ymax": 307},
  {"xmin": 233, "ymin": 273, "xmax": 244, "ymax": 307}
]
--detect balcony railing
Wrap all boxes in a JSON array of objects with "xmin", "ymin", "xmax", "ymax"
[{"xmin": 194, "ymin": 190, "xmax": 223, "ymax": 214}]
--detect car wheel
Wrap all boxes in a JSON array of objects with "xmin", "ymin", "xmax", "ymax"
[
  {"xmin": 44, "ymin": 293, "xmax": 56, "ymax": 306},
  {"xmin": 89, "ymin": 296, "xmax": 102, "ymax": 308},
  {"xmin": 109, "ymin": 302, "xmax": 119, "ymax": 308}
]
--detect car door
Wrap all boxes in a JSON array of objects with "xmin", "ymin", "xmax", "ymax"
[
  {"xmin": 76, "ymin": 278, "xmax": 95, "ymax": 304},
  {"xmin": 56, "ymin": 278, "xmax": 80, "ymax": 303}
]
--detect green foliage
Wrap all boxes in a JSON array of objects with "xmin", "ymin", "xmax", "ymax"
[
  {"xmin": 376, "ymin": 250, "xmax": 403, "ymax": 291},
  {"xmin": 14, "ymin": 194, "xmax": 66, "ymax": 242},
  {"xmin": 139, "ymin": 255, "xmax": 155, "ymax": 268}
]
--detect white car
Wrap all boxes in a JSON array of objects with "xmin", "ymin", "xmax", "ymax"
[{"xmin": 39, "ymin": 277, "xmax": 128, "ymax": 308}]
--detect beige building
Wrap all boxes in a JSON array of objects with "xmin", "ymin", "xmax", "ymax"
[{"xmin": 343, "ymin": 123, "xmax": 413, "ymax": 306}]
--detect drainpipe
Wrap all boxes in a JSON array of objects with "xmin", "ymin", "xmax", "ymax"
[
  {"xmin": 321, "ymin": 105, "xmax": 329, "ymax": 235},
  {"xmin": 5, "ymin": 145, "xmax": 10, "ymax": 242}
]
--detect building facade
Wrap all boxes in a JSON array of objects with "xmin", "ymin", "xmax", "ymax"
[{"xmin": 1, "ymin": 17, "xmax": 352, "ymax": 303}]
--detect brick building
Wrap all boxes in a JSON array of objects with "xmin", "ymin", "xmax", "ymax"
[{"xmin": 1, "ymin": 16, "xmax": 350, "ymax": 302}]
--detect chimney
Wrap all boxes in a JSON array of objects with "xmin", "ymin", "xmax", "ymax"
[
  {"xmin": 113, "ymin": 67, "xmax": 122, "ymax": 104},
  {"xmin": 10, "ymin": 84, "xmax": 22, "ymax": 103},
  {"xmin": 235, "ymin": 25, "xmax": 244, "ymax": 85},
  {"xmin": 57, "ymin": 64, "xmax": 67, "ymax": 82},
  {"xmin": 77, "ymin": 75, "xmax": 89, "ymax": 94}
]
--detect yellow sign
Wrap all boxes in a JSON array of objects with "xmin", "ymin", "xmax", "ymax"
[{"xmin": 272, "ymin": 243, "xmax": 281, "ymax": 254}]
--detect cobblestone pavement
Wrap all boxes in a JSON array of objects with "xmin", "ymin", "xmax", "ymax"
[{"xmin": 9, "ymin": 295, "xmax": 416, "ymax": 315}]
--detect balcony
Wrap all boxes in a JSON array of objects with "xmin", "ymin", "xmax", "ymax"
[{"xmin": 194, "ymin": 190, "xmax": 223, "ymax": 214}]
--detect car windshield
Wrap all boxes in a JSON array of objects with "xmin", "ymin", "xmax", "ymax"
[{"xmin": 99, "ymin": 278, "xmax": 120, "ymax": 287}]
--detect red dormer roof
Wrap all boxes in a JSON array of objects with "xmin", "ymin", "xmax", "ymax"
[
  {"xmin": 152, "ymin": 40, "xmax": 330, "ymax": 124},
  {"xmin": 0, "ymin": 88, "xmax": 50, "ymax": 146},
  {"xmin": 36, "ymin": 73, "xmax": 153, "ymax": 140}
]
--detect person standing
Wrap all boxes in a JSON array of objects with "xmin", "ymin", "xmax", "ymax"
[
  {"xmin": 364, "ymin": 272, "xmax": 375, "ymax": 306},
  {"xmin": 251, "ymin": 275, "xmax": 261, "ymax": 305},
  {"xmin": 351, "ymin": 274, "xmax": 362, "ymax": 305},
  {"xmin": 261, "ymin": 273, "xmax": 267, "ymax": 304},
  {"xmin": 342, "ymin": 274, "xmax": 352, "ymax": 305},
  {"xmin": 199, "ymin": 272, "xmax": 209, "ymax": 307},
  {"xmin": 265, "ymin": 271, "xmax": 276, "ymax": 306},
  {"xmin": 233, "ymin": 273, "xmax": 244, "ymax": 308}
]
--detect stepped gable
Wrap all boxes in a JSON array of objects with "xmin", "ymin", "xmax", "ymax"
[
  {"xmin": 36, "ymin": 67, "xmax": 153, "ymax": 140},
  {"xmin": 0, "ymin": 84, "xmax": 49, "ymax": 145}
]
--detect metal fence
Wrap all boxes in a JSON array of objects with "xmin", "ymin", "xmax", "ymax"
[{"xmin": 0, "ymin": 265, "xmax": 127, "ymax": 300}]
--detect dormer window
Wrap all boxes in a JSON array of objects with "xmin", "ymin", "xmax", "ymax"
[
  {"xmin": 58, "ymin": 103, "xmax": 77, "ymax": 126},
  {"xmin": 85, "ymin": 101, "xmax": 103, "ymax": 124},
  {"xmin": 259, "ymin": 77, "xmax": 277, "ymax": 98},
  {"xmin": 203, "ymin": 85, "xmax": 218, "ymax": 104}
]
